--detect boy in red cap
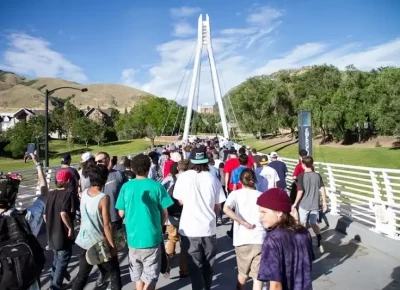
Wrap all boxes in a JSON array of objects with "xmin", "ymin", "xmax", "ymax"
[
  {"xmin": 257, "ymin": 188, "xmax": 314, "ymax": 290},
  {"xmin": 44, "ymin": 169, "xmax": 75, "ymax": 290}
]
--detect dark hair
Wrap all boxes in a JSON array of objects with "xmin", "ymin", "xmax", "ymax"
[
  {"xmin": 302, "ymin": 156, "xmax": 313, "ymax": 168},
  {"xmin": 0, "ymin": 177, "xmax": 20, "ymax": 209},
  {"xmin": 299, "ymin": 149, "xmax": 308, "ymax": 157},
  {"xmin": 163, "ymin": 151, "xmax": 170, "ymax": 157},
  {"xmin": 252, "ymin": 148, "xmax": 257, "ymax": 154},
  {"xmin": 123, "ymin": 158, "xmax": 131, "ymax": 169},
  {"xmin": 111, "ymin": 156, "xmax": 118, "ymax": 167},
  {"xmin": 120, "ymin": 156, "xmax": 128, "ymax": 163},
  {"xmin": 188, "ymin": 163, "xmax": 209, "ymax": 173},
  {"xmin": 207, "ymin": 152, "xmax": 215, "ymax": 166},
  {"xmin": 56, "ymin": 181, "xmax": 70, "ymax": 189},
  {"xmin": 238, "ymin": 147, "xmax": 246, "ymax": 155},
  {"xmin": 86, "ymin": 163, "xmax": 109, "ymax": 188},
  {"xmin": 240, "ymin": 168, "xmax": 256, "ymax": 189},
  {"xmin": 131, "ymin": 154, "xmax": 151, "ymax": 176},
  {"xmin": 82, "ymin": 158, "xmax": 96, "ymax": 178},
  {"xmin": 275, "ymin": 212, "xmax": 304, "ymax": 232},
  {"xmin": 238, "ymin": 154, "xmax": 248, "ymax": 166},
  {"xmin": 170, "ymin": 162, "xmax": 179, "ymax": 177}
]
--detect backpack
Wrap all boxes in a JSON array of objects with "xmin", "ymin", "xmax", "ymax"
[
  {"xmin": 166, "ymin": 176, "xmax": 183, "ymax": 217},
  {"xmin": 0, "ymin": 210, "xmax": 45, "ymax": 290}
]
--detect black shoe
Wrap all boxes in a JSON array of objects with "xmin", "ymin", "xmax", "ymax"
[
  {"xmin": 179, "ymin": 273, "xmax": 189, "ymax": 279},
  {"xmin": 95, "ymin": 273, "xmax": 109, "ymax": 287}
]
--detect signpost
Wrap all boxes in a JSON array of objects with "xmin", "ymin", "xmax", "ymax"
[{"xmin": 298, "ymin": 110, "xmax": 312, "ymax": 156}]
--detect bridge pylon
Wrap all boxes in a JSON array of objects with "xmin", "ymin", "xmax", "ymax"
[{"xmin": 182, "ymin": 14, "xmax": 230, "ymax": 141}]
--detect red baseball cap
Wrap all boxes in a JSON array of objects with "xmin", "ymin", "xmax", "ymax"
[{"xmin": 56, "ymin": 170, "xmax": 73, "ymax": 183}]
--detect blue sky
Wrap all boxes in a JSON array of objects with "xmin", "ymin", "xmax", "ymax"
[{"xmin": 0, "ymin": 0, "xmax": 399, "ymax": 104}]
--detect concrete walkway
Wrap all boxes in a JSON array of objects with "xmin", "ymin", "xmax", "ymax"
[{"xmin": 38, "ymin": 219, "xmax": 400, "ymax": 290}]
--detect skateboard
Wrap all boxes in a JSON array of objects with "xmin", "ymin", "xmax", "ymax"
[
  {"xmin": 160, "ymin": 240, "xmax": 171, "ymax": 278},
  {"xmin": 86, "ymin": 228, "xmax": 127, "ymax": 265}
]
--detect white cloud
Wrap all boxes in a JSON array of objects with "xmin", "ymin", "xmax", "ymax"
[
  {"xmin": 247, "ymin": 7, "xmax": 283, "ymax": 26},
  {"xmin": 0, "ymin": 33, "xmax": 88, "ymax": 83},
  {"xmin": 170, "ymin": 6, "xmax": 201, "ymax": 18},
  {"xmin": 121, "ymin": 68, "xmax": 140, "ymax": 88},
  {"xmin": 172, "ymin": 22, "xmax": 196, "ymax": 37}
]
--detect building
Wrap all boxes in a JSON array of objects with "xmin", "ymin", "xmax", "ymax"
[
  {"xmin": 0, "ymin": 108, "xmax": 36, "ymax": 132},
  {"xmin": 83, "ymin": 107, "xmax": 113, "ymax": 125},
  {"xmin": 198, "ymin": 103, "xmax": 214, "ymax": 115}
]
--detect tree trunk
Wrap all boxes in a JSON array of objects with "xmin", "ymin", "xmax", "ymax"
[
  {"xmin": 85, "ymin": 141, "xmax": 88, "ymax": 148},
  {"xmin": 150, "ymin": 137, "xmax": 155, "ymax": 147}
]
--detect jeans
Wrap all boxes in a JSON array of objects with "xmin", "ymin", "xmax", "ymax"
[
  {"xmin": 72, "ymin": 247, "xmax": 122, "ymax": 290},
  {"xmin": 51, "ymin": 244, "xmax": 72, "ymax": 290},
  {"xmin": 181, "ymin": 235, "xmax": 217, "ymax": 290}
]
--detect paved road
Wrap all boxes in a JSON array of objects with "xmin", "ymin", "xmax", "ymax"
[{"xmin": 37, "ymin": 220, "xmax": 400, "ymax": 290}]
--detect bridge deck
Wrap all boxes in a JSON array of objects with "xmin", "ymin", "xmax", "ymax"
[{"xmin": 38, "ymin": 221, "xmax": 400, "ymax": 290}]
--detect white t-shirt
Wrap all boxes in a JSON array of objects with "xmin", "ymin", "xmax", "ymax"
[
  {"xmin": 171, "ymin": 152, "xmax": 182, "ymax": 162},
  {"xmin": 173, "ymin": 170, "xmax": 226, "ymax": 237},
  {"xmin": 214, "ymin": 159, "xmax": 223, "ymax": 169},
  {"xmin": 260, "ymin": 166, "xmax": 280, "ymax": 189},
  {"xmin": 225, "ymin": 188, "xmax": 266, "ymax": 246}
]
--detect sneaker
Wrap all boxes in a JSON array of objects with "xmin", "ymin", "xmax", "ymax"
[
  {"xmin": 317, "ymin": 236, "xmax": 324, "ymax": 253},
  {"xmin": 217, "ymin": 218, "xmax": 222, "ymax": 225},
  {"xmin": 95, "ymin": 273, "xmax": 109, "ymax": 287}
]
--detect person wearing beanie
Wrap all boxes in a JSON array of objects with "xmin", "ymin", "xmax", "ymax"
[{"xmin": 257, "ymin": 188, "xmax": 314, "ymax": 290}]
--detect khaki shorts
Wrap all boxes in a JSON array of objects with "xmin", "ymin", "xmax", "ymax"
[{"xmin": 235, "ymin": 244, "xmax": 262, "ymax": 278}]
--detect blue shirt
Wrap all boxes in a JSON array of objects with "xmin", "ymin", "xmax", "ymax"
[
  {"xmin": 230, "ymin": 165, "xmax": 247, "ymax": 185},
  {"xmin": 255, "ymin": 167, "xmax": 268, "ymax": 193},
  {"xmin": 268, "ymin": 161, "xmax": 288, "ymax": 190},
  {"xmin": 209, "ymin": 165, "xmax": 220, "ymax": 180}
]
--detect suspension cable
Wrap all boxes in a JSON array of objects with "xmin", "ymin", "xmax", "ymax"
[
  {"xmin": 190, "ymin": 51, "xmax": 202, "ymax": 135},
  {"xmin": 171, "ymin": 62, "xmax": 194, "ymax": 135},
  {"xmin": 160, "ymin": 40, "xmax": 198, "ymax": 136}
]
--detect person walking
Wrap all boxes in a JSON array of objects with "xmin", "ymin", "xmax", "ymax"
[
  {"xmin": 223, "ymin": 169, "xmax": 265, "ymax": 290},
  {"xmin": 257, "ymin": 157, "xmax": 280, "ymax": 192},
  {"xmin": 257, "ymin": 188, "xmax": 314, "ymax": 290},
  {"xmin": 268, "ymin": 152, "xmax": 288, "ymax": 191},
  {"xmin": 72, "ymin": 164, "xmax": 121, "ymax": 290},
  {"xmin": 173, "ymin": 146, "xmax": 226, "ymax": 290},
  {"xmin": 292, "ymin": 156, "xmax": 328, "ymax": 251},
  {"xmin": 116, "ymin": 154, "xmax": 174, "ymax": 290}
]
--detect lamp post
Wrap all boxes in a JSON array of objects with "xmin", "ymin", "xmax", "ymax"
[{"xmin": 45, "ymin": 87, "xmax": 88, "ymax": 167}]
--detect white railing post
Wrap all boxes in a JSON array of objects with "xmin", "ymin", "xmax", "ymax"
[
  {"xmin": 46, "ymin": 168, "xmax": 52, "ymax": 188},
  {"xmin": 381, "ymin": 172, "xmax": 399, "ymax": 239},
  {"xmin": 369, "ymin": 170, "xmax": 386, "ymax": 235},
  {"xmin": 326, "ymin": 164, "xmax": 339, "ymax": 215}
]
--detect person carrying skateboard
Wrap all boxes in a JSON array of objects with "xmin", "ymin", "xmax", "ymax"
[{"xmin": 72, "ymin": 163, "xmax": 122, "ymax": 290}]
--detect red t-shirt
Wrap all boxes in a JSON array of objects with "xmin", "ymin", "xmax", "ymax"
[
  {"xmin": 293, "ymin": 163, "xmax": 304, "ymax": 179},
  {"xmin": 163, "ymin": 159, "xmax": 174, "ymax": 178},
  {"xmin": 223, "ymin": 158, "xmax": 240, "ymax": 191},
  {"xmin": 247, "ymin": 154, "xmax": 255, "ymax": 168}
]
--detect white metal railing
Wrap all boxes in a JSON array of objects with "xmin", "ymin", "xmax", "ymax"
[{"xmin": 276, "ymin": 156, "xmax": 400, "ymax": 240}]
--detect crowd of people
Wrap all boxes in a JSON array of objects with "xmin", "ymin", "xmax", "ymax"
[{"xmin": 0, "ymin": 136, "xmax": 328, "ymax": 290}]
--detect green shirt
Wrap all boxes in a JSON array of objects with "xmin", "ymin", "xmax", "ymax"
[{"xmin": 116, "ymin": 178, "xmax": 173, "ymax": 249}]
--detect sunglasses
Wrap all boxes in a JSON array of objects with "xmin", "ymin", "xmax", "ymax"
[{"xmin": 96, "ymin": 158, "xmax": 107, "ymax": 164}]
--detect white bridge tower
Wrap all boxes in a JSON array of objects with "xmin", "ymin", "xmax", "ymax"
[{"xmin": 182, "ymin": 14, "xmax": 230, "ymax": 141}]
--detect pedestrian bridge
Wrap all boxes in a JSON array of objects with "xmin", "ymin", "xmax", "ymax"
[{"xmin": 13, "ymin": 153, "xmax": 400, "ymax": 289}]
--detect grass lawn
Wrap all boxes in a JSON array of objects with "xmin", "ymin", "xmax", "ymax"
[
  {"xmin": 242, "ymin": 138, "xmax": 400, "ymax": 169},
  {"xmin": 0, "ymin": 139, "xmax": 161, "ymax": 172}
]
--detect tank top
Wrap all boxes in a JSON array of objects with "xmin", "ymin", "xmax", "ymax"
[{"xmin": 75, "ymin": 189, "xmax": 106, "ymax": 250}]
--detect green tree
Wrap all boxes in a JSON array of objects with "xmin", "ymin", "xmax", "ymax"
[{"xmin": 71, "ymin": 117, "xmax": 96, "ymax": 148}]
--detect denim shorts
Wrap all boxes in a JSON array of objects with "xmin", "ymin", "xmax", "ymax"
[
  {"xmin": 298, "ymin": 207, "xmax": 319, "ymax": 225},
  {"xmin": 128, "ymin": 245, "xmax": 161, "ymax": 284}
]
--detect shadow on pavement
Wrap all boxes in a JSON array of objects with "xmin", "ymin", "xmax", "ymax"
[
  {"xmin": 382, "ymin": 266, "xmax": 400, "ymax": 290},
  {"xmin": 312, "ymin": 229, "xmax": 363, "ymax": 281}
]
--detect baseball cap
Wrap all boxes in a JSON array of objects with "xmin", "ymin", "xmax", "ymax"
[
  {"xmin": 81, "ymin": 152, "xmax": 93, "ymax": 163},
  {"xmin": 189, "ymin": 147, "xmax": 209, "ymax": 164},
  {"xmin": 61, "ymin": 153, "xmax": 71, "ymax": 164},
  {"xmin": 257, "ymin": 188, "xmax": 291, "ymax": 213},
  {"xmin": 246, "ymin": 146, "xmax": 251, "ymax": 150},
  {"xmin": 56, "ymin": 170, "xmax": 73, "ymax": 183},
  {"xmin": 260, "ymin": 156, "xmax": 268, "ymax": 165},
  {"xmin": 270, "ymin": 152, "xmax": 278, "ymax": 158}
]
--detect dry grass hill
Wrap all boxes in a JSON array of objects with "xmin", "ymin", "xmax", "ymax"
[{"xmin": 0, "ymin": 70, "xmax": 154, "ymax": 111}]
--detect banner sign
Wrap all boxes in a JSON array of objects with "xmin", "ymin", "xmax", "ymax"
[{"xmin": 298, "ymin": 110, "xmax": 312, "ymax": 156}]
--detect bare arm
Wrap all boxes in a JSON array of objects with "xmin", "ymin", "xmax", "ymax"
[
  {"xmin": 269, "ymin": 281, "xmax": 283, "ymax": 290},
  {"xmin": 118, "ymin": 210, "xmax": 125, "ymax": 219},
  {"xmin": 99, "ymin": 195, "xmax": 115, "ymax": 248},
  {"xmin": 232, "ymin": 184, "xmax": 237, "ymax": 191},
  {"xmin": 224, "ymin": 173, "xmax": 229, "ymax": 188},
  {"xmin": 43, "ymin": 215, "xmax": 47, "ymax": 223},
  {"xmin": 31, "ymin": 154, "xmax": 48, "ymax": 195},
  {"xmin": 60, "ymin": 212, "xmax": 73, "ymax": 238},
  {"xmin": 320, "ymin": 186, "xmax": 328, "ymax": 212},
  {"xmin": 161, "ymin": 209, "xmax": 168, "ymax": 226},
  {"xmin": 293, "ymin": 190, "xmax": 304, "ymax": 208},
  {"xmin": 223, "ymin": 204, "xmax": 254, "ymax": 229}
]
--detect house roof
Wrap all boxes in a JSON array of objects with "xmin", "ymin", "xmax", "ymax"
[
  {"xmin": 0, "ymin": 108, "xmax": 36, "ymax": 117},
  {"xmin": 84, "ymin": 107, "xmax": 112, "ymax": 117}
]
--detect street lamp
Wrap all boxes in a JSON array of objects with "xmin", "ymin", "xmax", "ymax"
[{"xmin": 45, "ymin": 87, "xmax": 88, "ymax": 167}]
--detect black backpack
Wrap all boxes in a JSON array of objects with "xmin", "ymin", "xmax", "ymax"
[
  {"xmin": 166, "ymin": 176, "xmax": 183, "ymax": 217},
  {"xmin": 0, "ymin": 210, "xmax": 45, "ymax": 290}
]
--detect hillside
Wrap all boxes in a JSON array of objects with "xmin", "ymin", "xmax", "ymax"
[{"xmin": 0, "ymin": 70, "xmax": 153, "ymax": 111}]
